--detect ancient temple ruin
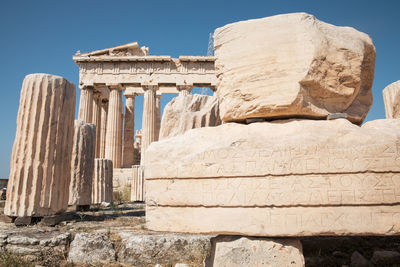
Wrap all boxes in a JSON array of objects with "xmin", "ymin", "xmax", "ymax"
[
  {"xmin": 73, "ymin": 42, "xmax": 216, "ymax": 196},
  {"xmin": 73, "ymin": 42, "xmax": 216, "ymax": 165}
]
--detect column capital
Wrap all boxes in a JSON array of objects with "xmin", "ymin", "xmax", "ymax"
[
  {"xmin": 156, "ymin": 91, "xmax": 163, "ymax": 98},
  {"xmin": 80, "ymin": 85, "xmax": 94, "ymax": 91},
  {"xmin": 142, "ymin": 84, "xmax": 158, "ymax": 91},
  {"xmin": 106, "ymin": 83, "xmax": 124, "ymax": 91},
  {"xmin": 176, "ymin": 84, "xmax": 192, "ymax": 91},
  {"xmin": 125, "ymin": 93, "xmax": 137, "ymax": 98}
]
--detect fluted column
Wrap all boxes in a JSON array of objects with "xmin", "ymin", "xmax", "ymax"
[
  {"xmin": 78, "ymin": 86, "xmax": 94, "ymax": 122},
  {"xmin": 5, "ymin": 74, "xmax": 76, "ymax": 217},
  {"xmin": 177, "ymin": 85, "xmax": 192, "ymax": 97},
  {"xmin": 99, "ymin": 99, "xmax": 108, "ymax": 158},
  {"xmin": 141, "ymin": 85, "xmax": 157, "ymax": 165},
  {"xmin": 122, "ymin": 94, "xmax": 136, "ymax": 167},
  {"xmin": 155, "ymin": 92, "xmax": 162, "ymax": 141},
  {"xmin": 105, "ymin": 85, "xmax": 123, "ymax": 168},
  {"xmin": 92, "ymin": 92, "xmax": 102, "ymax": 157}
]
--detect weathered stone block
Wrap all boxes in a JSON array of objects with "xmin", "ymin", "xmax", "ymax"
[
  {"xmin": 5, "ymin": 73, "xmax": 76, "ymax": 217},
  {"xmin": 214, "ymin": 13, "xmax": 376, "ymax": 124},
  {"xmin": 131, "ymin": 165, "xmax": 144, "ymax": 202},
  {"xmin": 383, "ymin": 80, "xmax": 400, "ymax": 119},
  {"xmin": 92, "ymin": 159, "xmax": 113, "ymax": 204},
  {"xmin": 67, "ymin": 233, "xmax": 115, "ymax": 264},
  {"xmin": 211, "ymin": 236, "xmax": 305, "ymax": 267},
  {"xmin": 146, "ymin": 119, "xmax": 400, "ymax": 236},
  {"xmin": 117, "ymin": 232, "xmax": 212, "ymax": 266},
  {"xmin": 159, "ymin": 94, "xmax": 221, "ymax": 140},
  {"xmin": 69, "ymin": 120, "xmax": 96, "ymax": 206}
]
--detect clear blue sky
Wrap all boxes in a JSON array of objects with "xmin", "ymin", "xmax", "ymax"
[{"xmin": 0, "ymin": 0, "xmax": 399, "ymax": 178}]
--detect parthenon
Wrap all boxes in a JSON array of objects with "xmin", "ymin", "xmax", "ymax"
[{"xmin": 73, "ymin": 42, "xmax": 216, "ymax": 168}]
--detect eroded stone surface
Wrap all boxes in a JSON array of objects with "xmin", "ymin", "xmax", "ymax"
[
  {"xmin": 92, "ymin": 159, "xmax": 113, "ymax": 204},
  {"xmin": 69, "ymin": 120, "xmax": 96, "ymax": 206},
  {"xmin": 5, "ymin": 73, "xmax": 76, "ymax": 217},
  {"xmin": 117, "ymin": 232, "xmax": 212, "ymax": 266},
  {"xmin": 145, "ymin": 119, "xmax": 400, "ymax": 236},
  {"xmin": 214, "ymin": 13, "xmax": 375, "ymax": 124},
  {"xmin": 159, "ymin": 94, "xmax": 221, "ymax": 140},
  {"xmin": 212, "ymin": 236, "xmax": 305, "ymax": 267},
  {"xmin": 383, "ymin": 80, "xmax": 400, "ymax": 119},
  {"xmin": 67, "ymin": 232, "xmax": 115, "ymax": 264}
]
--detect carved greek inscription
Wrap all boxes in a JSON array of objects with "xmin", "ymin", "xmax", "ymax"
[
  {"xmin": 261, "ymin": 208, "xmax": 400, "ymax": 231},
  {"xmin": 148, "ymin": 173, "xmax": 400, "ymax": 207},
  {"xmin": 173, "ymin": 143, "xmax": 400, "ymax": 177}
]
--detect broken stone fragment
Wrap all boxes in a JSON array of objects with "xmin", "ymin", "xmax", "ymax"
[{"xmin": 214, "ymin": 13, "xmax": 376, "ymax": 124}]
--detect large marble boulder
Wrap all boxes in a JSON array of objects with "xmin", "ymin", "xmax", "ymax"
[
  {"xmin": 214, "ymin": 13, "xmax": 376, "ymax": 124},
  {"xmin": 159, "ymin": 94, "xmax": 221, "ymax": 140},
  {"xmin": 145, "ymin": 119, "xmax": 400, "ymax": 236},
  {"xmin": 383, "ymin": 80, "xmax": 400, "ymax": 118}
]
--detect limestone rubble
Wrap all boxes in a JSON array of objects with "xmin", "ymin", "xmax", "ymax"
[
  {"xmin": 5, "ymin": 73, "xmax": 75, "ymax": 217},
  {"xmin": 214, "ymin": 13, "xmax": 376, "ymax": 124}
]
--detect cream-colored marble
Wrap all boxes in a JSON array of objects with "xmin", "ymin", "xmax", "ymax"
[
  {"xmin": 141, "ymin": 86, "xmax": 157, "ymax": 165},
  {"xmin": 383, "ymin": 80, "xmax": 400, "ymax": 119},
  {"xmin": 214, "ymin": 13, "xmax": 376, "ymax": 125},
  {"xmin": 99, "ymin": 100, "xmax": 108, "ymax": 158},
  {"xmin": 92, "ymin": 159, "xmax": 113, "ymax": 204},
  {"xmin": 69, "ymin": 120, "xmax": 96, "ymax": 206},
  {"xmin": 212, "ymin": 236, "xmax": 305, "ymax": 267},
  {"xmin": 159, "ymin": 94, "xmax": 221, "ymax": 140},
  {"xmin": 5, "ymin": 74, "xmax": 76, "ymax": 217},
  {"xmin": 131, "ymin": 165, "xmax": 145, "ymax": 202},
  {"xmin": 155, "ymin": 93, "xmax": 162, "ymax": 141},
  {"xmin": 78, "ymin": 86, "xmax": 93, "ymax": 123},
  {"xmin": 122, "ymin": 95, "xmax": 135, "ymax": 167},
  {"xmin": 92, "ymin": 93, "xmax": 102, "ymax": 157},
  {"xmin": 145, "ymin": 119, "xmax": 400, "ymax": 236},
  {"xmin": 105, "ymin": 86, "xmax": 123, "ymax": 168}
]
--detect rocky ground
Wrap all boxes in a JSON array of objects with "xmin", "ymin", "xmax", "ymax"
[{"xmin": 0, "ymin": 200, "xmax": 400, "ymax": 266}]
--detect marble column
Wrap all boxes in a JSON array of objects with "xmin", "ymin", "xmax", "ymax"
[
  {"xmin": 99, "ymin": 99, "xmax": 108, "ymax": 158},
  {"xmin": 141, "ymin": 85, "xmax": 157, "ymax": 165},
  {"xmin": 78, "ymin": 86, "xmax": 94, "ymax": 122},
  {"xmin": 122, "ymin": 94, "xmax": 135, "ymax": 167},
  {"xmin": 92, "ymin": 92, "xmax": 102, "ymax": 157},
  {"xmin": 155, "ymin": 92, "xmax": 162, "ymax": 141},
  {"xmin": 177, "ymin": 85, "xmax": 192, "ymax": 96},
  {"xmin": 105, "ymin": 85, "xmax": 123, "ymax": 168}
]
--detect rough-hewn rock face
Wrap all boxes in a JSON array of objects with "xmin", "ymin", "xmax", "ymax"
[
  {"xmin": 92, "ymin": 159, "xmax": 113, "ymax": 204},
  {"xmin": 5, "ymin": 74, "xmax": 76, "ymax": 217},
  {"xmin": 212, "ymin": 236, "xmax": 305, "ymax": 267},
  {"xmin": 159, "ymin": 94, "xmax": 221, "ymax": 140},
  {"xmin": 117, "ymin": 232, "xmax": 212, "ymax": 266},
  {"xmin": 69, "ymin": 120, "xmax": 96, "ymax": 206},
  {"xmin": 214, "ymin": 13, "xmax": 376, "ymax": 124},
  {"xmin": 67, "ymin": 233, "xmax": 115, "ymax": 264},
  {"xmin": 146, "ymin": 119, "xmax": 400, "ymax": 236},
  {"xmin": 383, "ymin": 80, "xmax": 400, "ymax": 118}
]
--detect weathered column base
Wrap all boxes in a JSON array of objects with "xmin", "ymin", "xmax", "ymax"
[
  {"xmin": 131, "ymin": 165, "xmax": 145, "ymax": 202},
  {"xmin": 208, "ymin": 236, "xmax": 305, "ymax": 267}
]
